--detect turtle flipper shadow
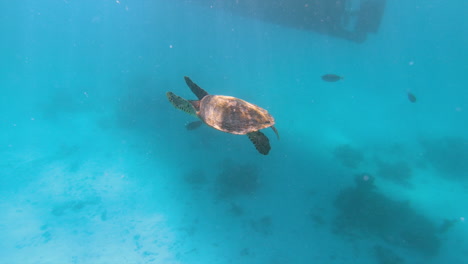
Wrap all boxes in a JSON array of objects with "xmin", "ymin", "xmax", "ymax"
[
  {"xmin": 247, "ymin": 131, "xmax": 271, "ymax": 155},
  {"xmin": 184, "ymin": 76, "xmax": 209, "ymax": 100},
  {"xmin": 166, "ymin": 92, "xmax": 197, "ymax": 117}
]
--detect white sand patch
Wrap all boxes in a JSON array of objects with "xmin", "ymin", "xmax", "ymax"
[{"xmin": 0, "ymin": 159, "xmax": 183, "ymax": 263}]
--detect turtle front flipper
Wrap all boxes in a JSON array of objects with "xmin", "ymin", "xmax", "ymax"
[
  {"xmin": 247, "ymin": 131, "xmax": 271, "ymax": 155},
  {"xmin": 166, "ymin": 92, "xmax": 198, "ymax": 118},
  {"xmin": 184, "ymin": 76, "xmax": 209, "ymax": 100}
]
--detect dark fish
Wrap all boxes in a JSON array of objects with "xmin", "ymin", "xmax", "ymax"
[
  {"xmin": 407, "ymin": 92, "xmax": 417, "ymax": 103},
  {"xmin": 185, "ymin": 120, "xmax": 203, "ymax": 130},
  {"xmin": 321, "ymin": 74, "xmax": 344, "ymax": 82}
]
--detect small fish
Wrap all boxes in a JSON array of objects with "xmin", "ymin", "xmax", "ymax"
[
  {"xmin": 185, "ymin": 120, "xmax": 203, "ymax": 130},
  {"xmin": 321, "ymin": 74, "xmax": 344, "ymax": 82},
  {"xmin": 407, "ymin": 92, "xmax": 417, "ymax": 103}
]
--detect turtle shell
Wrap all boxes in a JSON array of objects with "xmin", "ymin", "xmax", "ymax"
[{"xmin": 198, "ymin": 95, "xmax": 275, "ymax": 135}]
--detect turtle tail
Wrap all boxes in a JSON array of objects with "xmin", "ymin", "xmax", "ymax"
[{"xmin": 166, "ymin": 92, "xmax": 197, "ymax": 117}]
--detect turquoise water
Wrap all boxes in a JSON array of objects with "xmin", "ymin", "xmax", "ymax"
[{"xmin": 1, "ymin": 0, "xmax": 467, "ymax": 263}]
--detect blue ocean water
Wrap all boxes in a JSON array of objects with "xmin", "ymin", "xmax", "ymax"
[{"xmin": 1, "ymin": 0, "xmax": 467, "ymax": 263}]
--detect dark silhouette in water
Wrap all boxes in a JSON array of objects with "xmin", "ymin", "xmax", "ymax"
[
  {"xmin": 322, "ymin": 74, "xmax": 344, "ymax": 82},
  {"xmin": 407, "ymin": 92, "xmax": 417, "ymax": 103},
  {"xmin": 194, "ymin": 0, "xmax": 387, "ymax": 43},
  {"xmin": 333, "ymin": 173, "xmax": 441, "ymax": 256},
  {"xmin": 185, "ymin": 120, "xmax": 204, "ymax": 130}
]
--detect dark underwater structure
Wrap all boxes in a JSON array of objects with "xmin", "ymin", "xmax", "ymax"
[
  {"xmin": 196, "ymin": 0, "xmax": 387, "ymax": 43},
  {"xmin": 333, "ymin": 173, "xmax": 442, "ymax": 257}
]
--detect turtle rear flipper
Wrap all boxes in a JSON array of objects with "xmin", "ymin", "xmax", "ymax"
[
  {"xmin": 184, "ymin": 76, "xmax": 209, "ymax": 100},
  {"xmin": 185, "ymin": 120, "xmax": 204, "ymax": 130},
  {"xmin": 247, "ymin": 131, "xmax": 271, "ymax": 155},
  {"xmin": 166, "ymin": 92, "xmax": 197, "ymax": 117}
]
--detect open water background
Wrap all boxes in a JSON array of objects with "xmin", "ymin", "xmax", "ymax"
[{"xmin": 1, "ymin": 0, "xmax": 467, "ymax": 263}]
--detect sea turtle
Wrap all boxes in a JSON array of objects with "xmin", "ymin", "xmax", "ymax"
[{"xmin": 166, "ymin": 76, "xmax": 279, "ymax": 155}]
